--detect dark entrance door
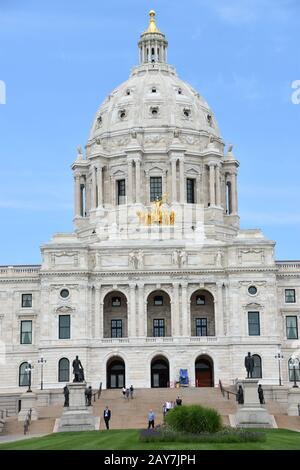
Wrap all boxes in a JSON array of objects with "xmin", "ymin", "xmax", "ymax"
[
  {"xmin": 151, "ymin": 357, "xmax": 169, "ymax": 388},
  {"xmin": 107, "ymin": 359, "xmax": 125, "ymax": 389},
  {"xmin": 195, "ymin": 356, "xmax": 213, "ymax": 387}
]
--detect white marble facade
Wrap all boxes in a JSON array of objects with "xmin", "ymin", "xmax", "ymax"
[{"xmin": 1, "ymin": 12, "xmax": 300, "ymax": 392}]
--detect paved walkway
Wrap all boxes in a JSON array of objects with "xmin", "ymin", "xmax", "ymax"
[{"xmin": 0, "ymin": 433, "xmax": 47, "ymax": 444}]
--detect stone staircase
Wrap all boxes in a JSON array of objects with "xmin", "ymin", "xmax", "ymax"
[
  {"xmin": 1, "ymin": 387, "xmax": 299, "ymax": 436},
  {"xmin": 92, "ymin": 387, "xmax": 237, "ymax": 429}
]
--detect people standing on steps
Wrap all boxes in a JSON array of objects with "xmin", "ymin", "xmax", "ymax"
[
  {"xmin": 148, "ymin": 409, "xmax": 156, "ymax": 429},
  {"xmin": 103, "ymin": 405, "xmax": 111, "ymax": 429},
  {"xmin": 176, "ymin": 396, "xmax": 182, "ymax": 406},
  {"xmin": 258, "ymin": 384, "xmax": 265, "ymax": 404}
]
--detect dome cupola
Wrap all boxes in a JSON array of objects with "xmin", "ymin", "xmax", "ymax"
[{"xmin": 138, "ymin": 10, "xmax": 168, "ymax": 64}]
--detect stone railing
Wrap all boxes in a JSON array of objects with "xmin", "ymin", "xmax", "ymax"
[
  {"xmin": 190, "ymin": 336, "xmax": 218, "ymax": 343},
  {"xmin": 0, "ymin": 265, "xmax": 41, "ymax": 277},
  {"xmin": 276, "ymin": 261, "xmax": 300, "ymax": 272}
]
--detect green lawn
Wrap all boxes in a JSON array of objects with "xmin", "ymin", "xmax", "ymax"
[{"xmin": 0, "ymin": 429, "xmax": 300, "ymax": 450}]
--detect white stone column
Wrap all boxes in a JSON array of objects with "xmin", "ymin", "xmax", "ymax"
[
  {"xmin": 95, "ymin": 286, "xmax": 101, "ymax": 338},
  {"xmin": 197, "ymin": 172, "xmax": 201, "ymax": 204},
  {"xmin": 97, "ymin": 166, "xmax": 103, "ymax": 207},
  {"xmin": 99, "ymin": 299, "xmax": 104, "ymax": 338},
  {"xmin": 91, "ymin": 167, "xmax": 97, "ymax": 209},
  {"xmin": 74, "ymin": 175, "xmax": 81, "ymax": 216},
  {"xmin": 145, "ymin": 172, "xmax": 150, "ymax": 204},
  {"xmin": 127, "ymin": 159, "xmax": 133, "ymax": 204},
  {"xmin": 209, "ymin": 163, "xmax": 216, "ymax": 206},
  {"xmin": 135, "ymin": 159, "xmax": 141, "ymax": 203},
  {"xmin": 231, "ymin": 172, "xmax": 238, "ymax": 214},
  {"xmin": 162, "ymin": 170, "xmax": 167, "ymax": 197},
  {"xmin": 172, "ymin": 282, "xmax": 180, "ymax": 336},
  {"xmin": 179, "ymin": 158, "xmax": 185, "ymax": 203},
  {"xmin": 85, "ymin": 177, "xmax": 90, "ymax": 213},
  {"xmin": 110, "ymin": 175, "xmax": 115, "ymax": 206},
  {"xmin": 138, "ymin": 283, "xmax": 144, "ymax": 336},
  {"xmin": 171, "ymin": 158, "xmax": 177, "ymax": 202},
  {"xmin": 216, "ymin": 282, "xmax": 224, "ymax": 336},
  {"xmin": 181, "ymin": 283, "xmax": 189, "ymax": 336},
  {"xmin": 128, "ymin": 284, "xmax": 136, "ymax": 337},
  {"xmin": 216, "ymin": 165, "xmax": 221, "ymax": 207}
]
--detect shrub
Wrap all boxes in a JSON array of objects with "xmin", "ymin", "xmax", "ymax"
[
  {"xmin": 165, "ymin": 404, "xmax": 222, "ymax": 434},
  {"xmin": 139, "ymin": 427, "xmax": 266, "ymax": 444}
]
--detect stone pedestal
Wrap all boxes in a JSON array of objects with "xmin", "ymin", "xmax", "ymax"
[
  {"xmin": 18, "ymin": 391, "xmax": 38, "ymax": 422},
  {"xmin": 57, "ymin": 383, "xmax": 96, "ymax": 432},
  {"xmin": 234, "ymin": 379, "xmax": 274, "ymax": 428},
  {"xmin": 288, "ymin": 387, "xmax": 300, "ymax": 416}
]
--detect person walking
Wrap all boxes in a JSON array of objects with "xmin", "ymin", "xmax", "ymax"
[
  {"xmin": 125, "ymin": 388, "xmax": 130, "ymax": 400},
  {"xmin": 122, "ymin": 387, "xmax": 126, "ymax": 399},
  {"xmin": 130, "ymin": 385, "xmax": 134, "ymax": 399},
  {"xmin": 148, "ymin": 409, "xmax": 156, "ymax": 429},
  {"xmin": 103, "ymin": 406, "xmax": 111, "ymax": 430}
]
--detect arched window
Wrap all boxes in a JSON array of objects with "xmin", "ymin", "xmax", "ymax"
[
  {"xmin": 252, "ymin": 354, "xmax": 262, "ymax": 378},
  {"xmin": 288, "ymin": 358, "xmax": 300, "ymax": 382},
  {"xmin": 19, "ymin": 362, "xmax": 29, "ymax": 387},
  {"xmin": 226, "ymin": 181, "xmax": 232, "ymax": 214},
  {"xmin": 58, "ymin": 358, "xmax": 70, "ymax": 382}
]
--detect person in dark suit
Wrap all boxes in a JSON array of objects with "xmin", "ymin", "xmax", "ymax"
[
  {"xmin": 103, "ymin": 406, "xmax": 111, "ymax": 429},
  {"xmin": 244, "ymin": 352, "xmax": 255, "ymax": 378}
]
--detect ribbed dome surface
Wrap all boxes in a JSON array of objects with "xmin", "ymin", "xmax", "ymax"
[{"xmin": 88, "ymin": 63, "xmax": 220, "ymax": 142}]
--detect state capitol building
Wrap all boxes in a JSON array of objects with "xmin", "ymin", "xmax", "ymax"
[{"xmin": 1, "ymin": 11, "xmax": 299, "ymax": 393}]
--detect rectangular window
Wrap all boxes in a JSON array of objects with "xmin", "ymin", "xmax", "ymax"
[
  {"xmin": 154, "ymin": 295, "xmax": 163, "ymax": 306},
  {"xmin": 248, "ymin": 311, "xmax": 260, "ymax": 336},
  {"xmin": 20, "ymin": 321, "xmax": 32, "ymax": 344},
  {"xmin": 286, "ymin": 316, "xmax": 298, "ymax": 339},
  {"xmin": 59, "ymin": 315, "xmax": 70, "ymax": 339},
  {"xmin": 117, "ymin": 179, "xmax": 126, "ymax": 205},
  {"xmin": 111, "ymin": 319, "xmax": 122, "ymax": 338},
  {"xmin": 150, "ymin": 177, "xmax": 162, "ymax": 202},
  {"xmin": 153, "ymin": 319, "xmax": 165, "ymax": 337},
  {"xmin": 22, "ymin": 294, "xmax": 32, "ymax": 308},
  {"xmin": 196, "ymin": 295, "xmax": 205, "ymax": 305},
  {"xmin": 187, "ymin": 178, "xmax": 195, "ymax": 203},
  {"xmin": 285, "ymin": 289, "xmax": 296, "ymax": 303},
  {"xmin": 196, "ymin": 318, "xmax": 207, "ymax": 336},
  {"xmin": 112, "ymin": 297, "xmax": 121, "ymax": 307}
]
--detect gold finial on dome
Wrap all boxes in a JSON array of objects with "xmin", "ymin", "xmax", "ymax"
[{"xmin": 146, "ymin": 9, "xmax": 160, "ymax": 33}]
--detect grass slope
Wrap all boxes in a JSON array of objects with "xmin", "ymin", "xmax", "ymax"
[{"xmin": 0, "ymin": 429, "xmax": 300, "ymax": 450}]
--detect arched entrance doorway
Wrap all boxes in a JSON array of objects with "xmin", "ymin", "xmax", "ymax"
[
  {"xmin": 151, "ymin": 356, "xmax": 170, "ymax": 388},
  {"xmin": 195, "ymin": 355, "xmax": 214, "ymax": 387},
  {"xmin": 106, "ymin": 357, "xmax": 125, "ymax": 389}
]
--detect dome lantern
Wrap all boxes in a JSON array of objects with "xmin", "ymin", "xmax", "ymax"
[{"xmin": 138, "ymin": 10, "xmax": 168, "ymax": 64}]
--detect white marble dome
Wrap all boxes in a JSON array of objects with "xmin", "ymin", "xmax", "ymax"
[{"xmin": 89, "ymin": 63, "xmax": 220, "ymax": 143}]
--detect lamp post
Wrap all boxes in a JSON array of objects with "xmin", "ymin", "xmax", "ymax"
[
  {"xmin": 275, "ymin": 351, "xmax": 283, "ymax": 386},
  {"xmin": 38, "ymin": 357, "xmax": 47, "ymax": 390},
  {"xmin": 291, "ymin": 358, "xmax": 299, "ymax": 388},
  {"xmin": 25, "ymin": 361, "xmax": 33, "ymax": 393}
]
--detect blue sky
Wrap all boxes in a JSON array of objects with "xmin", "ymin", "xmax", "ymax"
[{"xmin": 0, "ymin": 0, "xmax": 299, "ymax": 264}]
